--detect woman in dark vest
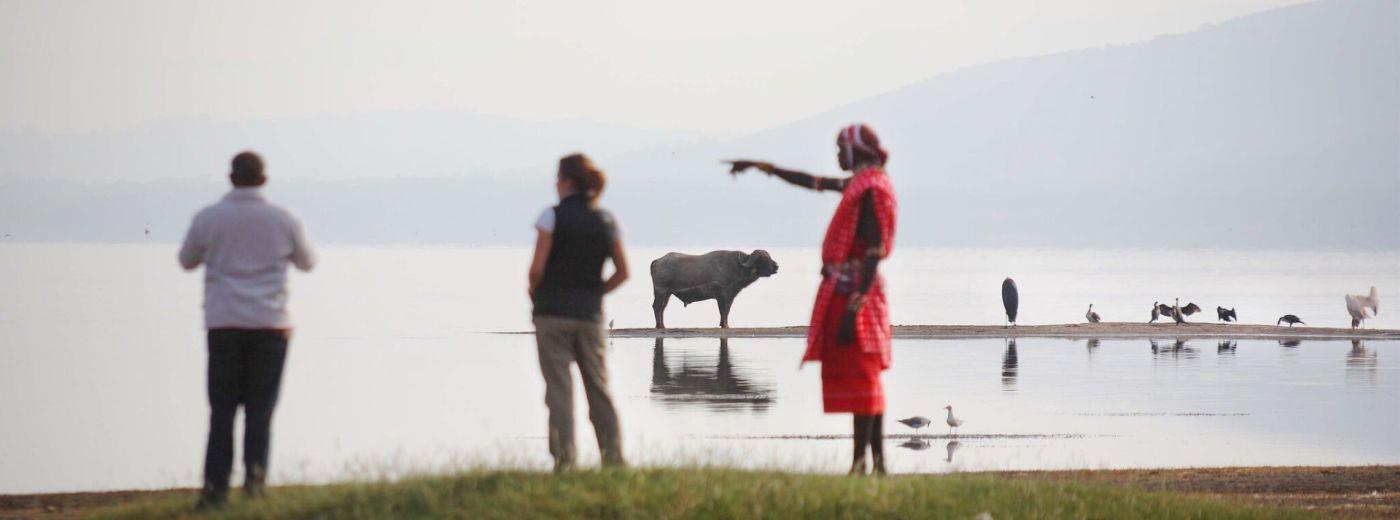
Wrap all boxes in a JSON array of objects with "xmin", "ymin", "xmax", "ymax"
[
  {"xmin": 528, "ymin": 153, "xmax": 629, "ymax": 471},
  {"xmin": 726, "ymin": 123, "xmax": 898, "ymax": 476}
]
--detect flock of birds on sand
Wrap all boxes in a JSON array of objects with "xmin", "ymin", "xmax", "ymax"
[
  {"xmin": 899, "ymin": 282, "xmax": 1383, "ymax": 443},
  {"xmin": 1000, "ymin": 278, "xmax": 1381, "ymax": 330}
]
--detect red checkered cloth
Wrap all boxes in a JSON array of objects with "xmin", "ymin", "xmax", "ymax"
[{"xmin": 803, "ymin": 164, "xmax": 897, "ymax": 369}]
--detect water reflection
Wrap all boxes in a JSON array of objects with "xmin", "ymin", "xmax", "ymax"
[
  {"xmin": 1001, "ymin": 339, "xmax": 1019, "ymax": 392},
  {"xmin": 1347, "ymin": 339, "xmax": 1378, "ymax": 388},
  {"xmin": 945, "ymin": 440, "xmax": 962, "ymax": 463},
  {"xmin": 1217, "ymin": 340, "xmax": 1238, "ymax": 354},
  {"xmin": 898, "ymin": 438, "xmax": 931, "ymax": 451},
  {"xmin": 1280, "ymin": 339, "xmax": 1302, "ymax": 348},
  {"xmin": 650, "ymin": 337, "xmax": 774, "ymax": 412},
  {"xmin": 1150, "ymin": 338, "xmax": 1199, "ymax": 359}
]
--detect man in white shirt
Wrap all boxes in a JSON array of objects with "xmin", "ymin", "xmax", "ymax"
[{"xmin": 178, "ymin": 151, "xmax": 315, "ymax": 510}]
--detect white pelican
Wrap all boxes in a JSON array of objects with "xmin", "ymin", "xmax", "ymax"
[{"xmin": 1345, "ymin": 287, "xmax": 1380, "ymax": 329}]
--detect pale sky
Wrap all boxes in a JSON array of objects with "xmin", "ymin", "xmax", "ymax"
[{"xmin": 0, "ymin": 0, "xmax": 1308, "ymax": 136}]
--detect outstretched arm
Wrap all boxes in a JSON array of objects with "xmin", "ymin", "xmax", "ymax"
[{"xmin": 725, "ymin": 160, "xmax": 846, "ymax": 192}]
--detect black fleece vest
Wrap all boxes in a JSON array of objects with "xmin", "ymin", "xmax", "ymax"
[{"xmin": 532, "ymin": 194, "xmax": 616, "ymax": 321}]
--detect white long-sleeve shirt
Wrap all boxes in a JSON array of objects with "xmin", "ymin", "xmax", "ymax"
[{"xmin": 178, "ymin": 187, "xmax": 316, "ymax": 329}]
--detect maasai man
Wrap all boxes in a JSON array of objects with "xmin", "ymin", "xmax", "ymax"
[{"xmin": 726, "ymin": 123, "xmax": 897, "ymax": 475}]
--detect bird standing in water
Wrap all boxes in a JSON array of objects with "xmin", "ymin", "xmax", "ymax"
[
  {"xmin": 1277, "ymin": 314, "xmax": 1304, "ymax": 327},
  {"xmin": 898, "ymin": 416, "xmax": 932, "ymax": 436},
  {"xmin": 1086, "ymin": 304, "xmax": 1101, "ymax": 323},
  {"xmin": 943, "ymin": 405, "xmax": 964, "ymax": 436},
  {"xmin": 1001, "ymin": 278, "xmax": 1019, "ymax": 328}
]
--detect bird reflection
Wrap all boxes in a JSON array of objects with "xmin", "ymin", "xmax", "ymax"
[
  {"xmin": 651, "ymin": 337, "xmax": 773, "ymax": 412},
  {"xmin": 1279, "ymin": 339, "xmax": 1301, "ymax": 348},
  {"xmin": 1086, "ymin": 338, "xmax": 1101, "ymax": 355},
  {"xmin": 1217, "ymin": 340, "xmax": 1238, "ymax": 354},
  {"xmin": 1001, "ymin": 338, "xmax": 1018, "ymax": 392},
  {"xmin": 945, "ymin": 440, "xmax": 961, "ymax": 463},
  {"xmin": 1347, "ymin": 339, "xmax": 1378, "ymax": 388},
  {"xmin": 1150, "ymin": 338, "xmax": 1199, "ymax": 359},
  {"xmin": 899, "ymin": 438, "xmax": 931, "ymax": 451}
]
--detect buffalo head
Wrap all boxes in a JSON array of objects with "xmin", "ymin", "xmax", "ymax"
[{"xmin": 740, "ymin": 250, "xmax": 779, "ymax": 277}]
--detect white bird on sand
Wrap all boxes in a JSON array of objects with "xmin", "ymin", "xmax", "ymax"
[
  {"xmin": 1086, "ymin": 304, "xmax": 1101, "ymax": 323},
  {"xmin": 943, "ymin": 405, "xmax": 964, "ymax": 436},
  {"xmin": 898, "ymin": 416, "xmax": 932, "ymax": 434},
  {"xmin": 1345, "ymin": 287, "xmax": 1380, "ymax": 329}
]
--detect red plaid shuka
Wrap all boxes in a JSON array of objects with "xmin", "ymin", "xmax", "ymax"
[{"xmin": 803, "ymin": 165, "xmax": 897, "ymax": 370}]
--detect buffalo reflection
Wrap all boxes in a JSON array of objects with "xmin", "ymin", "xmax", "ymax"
[
  {"xmin": 1347, "ymin": 339, "xmax": 1378, "ymax": 388},
  {"xmin": 651, "ymin": 337, "xmax": 774, "ymax": 412},
  {"xmin": 1002, "ymin": 338, "xmax": 1018, "ymax": 392}
]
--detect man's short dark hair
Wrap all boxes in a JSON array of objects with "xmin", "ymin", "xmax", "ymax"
[{"xmin": 230, "ymin": 151, "xmax": 265, "ymax": 186}]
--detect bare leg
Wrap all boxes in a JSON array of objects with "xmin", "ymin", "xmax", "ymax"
[
  {"xmin": 870, "ymin": 414, "xmax": 886, "ymax": 475},
  {"xmin": 850, "ymin": 414, "xmax": 872, "ymax": 475}
]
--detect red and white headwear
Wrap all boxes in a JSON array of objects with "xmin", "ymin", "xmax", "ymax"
[{"xmin": 837, "ymin": 123, "xmax": 888, "ymax": 167}]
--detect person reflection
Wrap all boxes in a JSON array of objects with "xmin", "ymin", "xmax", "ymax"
[
  {"xmin": 1001, "ymin": 338, "xmax": 1019, "ymax": 392},
  {"xmin": 651, "ymin": 337, "xmax": 773, "ymax": 412},
  {"xmin": 1346, "ymin": 339, "xmax": 1378, "ymax": 388}
]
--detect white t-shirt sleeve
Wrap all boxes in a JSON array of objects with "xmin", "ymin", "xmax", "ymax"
[{"xmin": 534, "ymin": 208, "xmax": 555, "ymax": 233}]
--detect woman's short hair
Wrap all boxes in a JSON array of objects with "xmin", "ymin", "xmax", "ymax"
[{"xmin": 558, "ymin": 153, "xmax": 606, "ymax": 200}]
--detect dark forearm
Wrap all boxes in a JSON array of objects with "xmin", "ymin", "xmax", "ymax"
[{"xmin": 767, "ymin": 166, "xmax": 846, "ymax": 192}]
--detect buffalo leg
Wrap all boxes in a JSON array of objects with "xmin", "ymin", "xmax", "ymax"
[
  {"xmin": 717, "ymin": 296, "xmax": 733, "ymax": 329},
  {"xmin": 653, "ymin": 291, "xmax": 670, "ymax": 329}
]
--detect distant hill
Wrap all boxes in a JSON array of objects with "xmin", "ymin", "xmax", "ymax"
[{"xmin": 2, "ymin": 0, "xmax": 1395, "ymax": 249}]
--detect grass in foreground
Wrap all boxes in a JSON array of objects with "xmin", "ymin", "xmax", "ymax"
[{"xmin": 91, "ymin": 468, "xmax": 1320, "ymax": 519}]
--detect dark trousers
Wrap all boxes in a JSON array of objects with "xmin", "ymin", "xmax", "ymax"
[{"xmin": 203, "ymin": 329, "xmax": 288, "ymax": 491}]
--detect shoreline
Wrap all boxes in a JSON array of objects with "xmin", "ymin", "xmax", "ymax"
[
  {"xmin": 6, "ymin": 465, "xmax": 1395, "ymax": 518},
  {"xmin": 498, "ymin": 323, "xmax": 1400, "ymax": 341}
]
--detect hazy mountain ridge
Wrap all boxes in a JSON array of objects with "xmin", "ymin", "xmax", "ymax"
[{"xmin": 2, "ymin": 0, "xmax": 1395, "ymax": 249}]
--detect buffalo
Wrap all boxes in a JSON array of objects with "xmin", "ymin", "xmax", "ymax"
[{"xmin": 650, "ymin": 250, "xmax": 779, "ymax": 328}]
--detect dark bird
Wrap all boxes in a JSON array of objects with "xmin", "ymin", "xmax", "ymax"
[
  {"xmin": 1001, "ymin": 278, "xmax": 1019, "ymax": 328},
  {"xmin": 898, "ymin": 416, "xmax": 932, "ymax": 433},
  {"xmin": 144, "ymin": 229, "xmax": 149, "ymax": 235},
  {"xmin": 1150, "ymin": 301, "xmax": 1161, "ymax": 323},
  {"xmin": 1277, "ymin": 314, "xmax": 1304, "ymax": 327},
  {"xmin": 1085, "ymin": 304, "xmax": 1101, "ymax": 323},
  {"xmin": 1216, "ymin": 307, "xmax": 1237, "ymax": 322},
  {"xmin": 608, "ymin": 319, "xmax": 615, "ymax": 331},
  {"xmin": 1156, "ymin": 302, "xmax": 1175, "ymax": 318},
  {"xmin": 1172, "ymin": 298, "xmax": 1186, "ymax": 325},
  {"xmin": 1179, "ymin": 303, "xmax": 1202, "ymax": 316}
]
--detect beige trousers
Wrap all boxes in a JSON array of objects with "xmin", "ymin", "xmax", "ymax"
[{"xmin": 533, "ymin": 315, "xmax": 623, "ymax": 469}]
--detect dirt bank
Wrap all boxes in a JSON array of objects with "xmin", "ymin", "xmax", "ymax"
[
  {"xmin": 595, "ymin": 322, "xmax": 1400, "ymax": 341},
  {"xmin": 990, "ymin": 465, "xmax": 1400, "ymax": 518}
]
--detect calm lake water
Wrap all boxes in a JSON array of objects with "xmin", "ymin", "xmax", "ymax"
[{"xmin": 0, "ymin": 244, "xmax": 1397, "ymax": 494}]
